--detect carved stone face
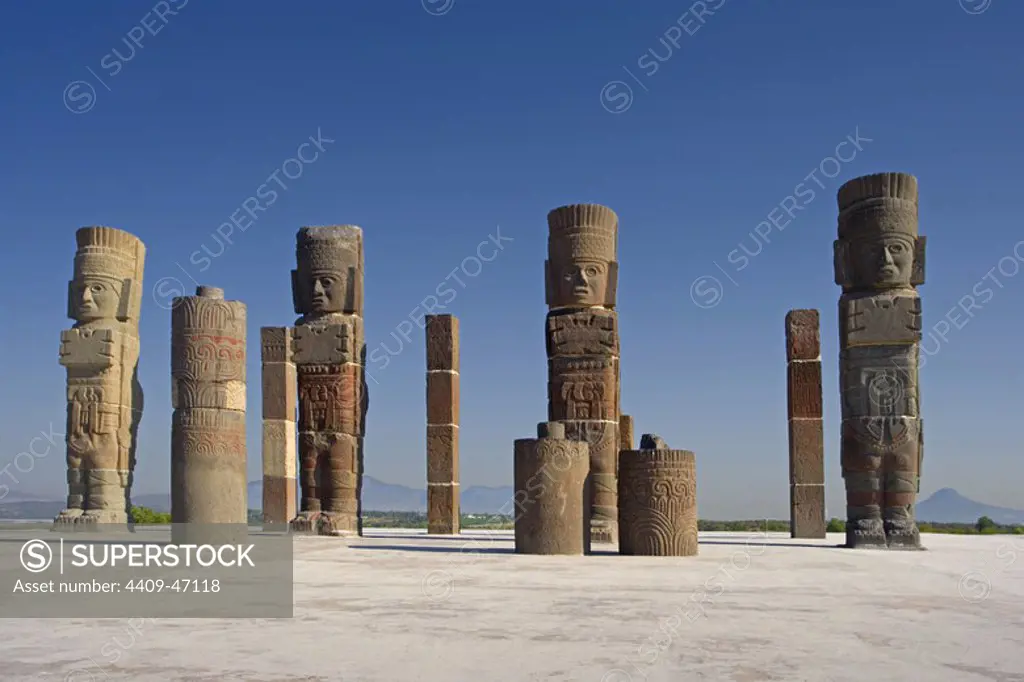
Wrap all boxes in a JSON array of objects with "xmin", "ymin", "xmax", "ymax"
[
  {"xmin": 306, "ymin": 272, "xmax": 346, "ymax": 313},
  {"xmin": 852, "ymin": 235, "xmax": 914, "ymax": 288},
  {"xmin": 72, "ymin": 276, "xmax": 120, "ymax": 322},
  {"xmin": 557, "ymin": 260, "xmax": 608, "ymax": 306}
]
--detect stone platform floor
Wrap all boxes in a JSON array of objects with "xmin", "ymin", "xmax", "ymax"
[{"xmin": 3, "ymin": 529, "xmax": 1023, "ymax": 681}]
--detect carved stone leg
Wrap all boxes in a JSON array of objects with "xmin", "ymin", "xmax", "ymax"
[
  {"xmin": 319, "ymin": 433, "xmax": 358, "ymax": 536},
  {"xmin": 883, "ymin": 420, "xmax": 923, "ymax": 549},
  {"xmin": 54, "ymin": 468, "xmax": 86, "ymax": 526},
  {"xmin": 78, "ymin": 469, "xmax": 129, "ymax": 526},
  {"xmin": 291, "ymin": 433, "xmax": 322, "ymax": 533}
]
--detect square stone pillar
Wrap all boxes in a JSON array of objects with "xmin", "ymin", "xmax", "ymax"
[
  {"xmin": 261, "ymin": 327, "xmax": 296, "ymax": 526},
  {"xmin": 786, "ymin": 310, "xmax": 826, "ymax": 538},
  {"xmin": 426, "ymin": 314, "xmax": 460, "ymax": 534}
]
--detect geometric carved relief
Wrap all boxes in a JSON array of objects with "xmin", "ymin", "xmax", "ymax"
[{"xmin": 617, "ymin": 449, "xmax": 698, "ymax": 556}]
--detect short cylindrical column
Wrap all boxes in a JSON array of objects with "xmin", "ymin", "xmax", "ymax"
[
  {"xmin": 171, "ymin": 286, "xmax": 247, "ymax": 544},
  {"xmin": 513, "ymin": 423, "xmax": 590, "ymax": 555},
  {"xmin": 618, "ymin": 449, "xmax": 698, "ymax": 556}
]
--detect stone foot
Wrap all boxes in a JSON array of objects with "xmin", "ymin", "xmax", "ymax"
[
  {"xmin": 77, "ymin": 510, "xmax": 128, "ymax": 529},
  {"xmin": 52, "ymin": 509, "xmax": 84, "ymax": 530},
  {"xmin": 885, "ymin": 520, "xmax": 923, "ymax": 550},
  {"xmin": 317, "ymin": 512, "xmax": 358, "ymax": 537},
  {"xmin": 590, "ymin": 522, "xmax": 616, "ymax": 545},
  {"xmin": 845, "ymin": 518, "xmax": 887, "ymax": 549},
  {"xmin": 289, "ymin": 512, "xmax": 322, "ymax": 534}
]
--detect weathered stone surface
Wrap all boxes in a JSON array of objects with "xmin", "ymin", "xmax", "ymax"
[
  {"xmin": 426, "ymin": 314, "xmax": 459, "ymax": 372},
  {"xmin": 785, "ymin": 309, "xmax": 820, "ymax": 361},
  {"xmin": 618, "ymin": 449, "xmax": 698, "ymax": 556},
  {"xmin": 835, "ymin": 172, "xmax": 925, "ymax": 549},
  {"xmin": 261, "ymin": 363, "xmax": 296, "ymax": 421},
  {"xmin": 262, "ymin": 475, "xmax": 296, "ymax": 527},
  {"xmin": 787, "ymin": 361, "xmax": 823, "ymax": 419},
  {"xmin": 426, "ymin": 371, "xmax": 459, "ymax": 425},
  {"xmin": 790, "ymin": 484, "xmax": 826, "ymax": 539},
  {"xmin": 840, "ymin": 294, "xmax": 922, "ymax": 347},
  {"xmin": 513, "ymin": 425, "xmax": 590, "ymax": 555},
  {"xmin": 56, "ymin": 226, "xmax": 145, "ymax": 529},
  {"xmin": 426, "ymin": 425, "xmax": 458, "ymax": 484},
  {"xmin": 545, "ymin": 309, "xmax": 619, "ymax": 357},
  {"xmin": 288, "ymin": 226, "xmax": 368, "ymax": 536},
  {"xmin": 788, "ymin": 419, "xmax": 824, "ymax": 484},
  {"xmin": 545, "ymin": 204, "xmax": 618, "ymax": 310},
  {"xmin": 261, "ymin": 326, "xmax": 293, "ymax": 364},
  {"xmin": 292, "ymin": 225, "xmax": 364, "ymax": 317},
  {"xmin": 548, "ymin": 356, "xmax": 618, "ymax": 421},
  {"xmin": 618, "ymin": 414, "xmax": 634, "ymax": 452},
  {"xmin": 170, "ymin": 287, "xmax": 248, "ymax": 537},
  {"xmin": 427, "ymin": 484, "xmax": 459, "ymax": 535}
]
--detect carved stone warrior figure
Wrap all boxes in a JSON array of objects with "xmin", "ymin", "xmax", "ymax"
[
  {"xmin": 171, "ymin": 286, "xmax": 247, "ymax": 542},
  {"xmin": 56, "ymin": 226, "xmax": 145, "ymax": 528},
  {"xmin": 545, "ymin": 203, "xmax": 621, "ymax": 544},
  {"xmin": 835, "ymin": 172, "xmax": 926, "ymax": 549},
  {"xmin": 285, "ymin": 226, "xmax": 368, "ymax": 536}
]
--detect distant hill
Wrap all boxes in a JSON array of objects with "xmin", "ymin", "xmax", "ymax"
[
  {"xmin": 0, "ymin": 477, "xmax": 518, "ymax": 518},
  {"xmin": 916, "ymin": 488, "xmax": 1024, "ymax": 525},
  {"xmin": 4, "ymin": 482, "xmax": 1019, "ymax": 524}
]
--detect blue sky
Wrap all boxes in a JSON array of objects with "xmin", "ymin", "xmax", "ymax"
[{"xmin": 1, "ymin": 0, "xmax": 1021, "ymax": 519}]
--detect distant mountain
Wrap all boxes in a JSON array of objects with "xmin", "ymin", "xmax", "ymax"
[
  {"xmin": 916, "ymin": 488, "xmax": 1024, "ymax": 525},
  {"xmin": 0, "ymin": 477, "xmax": 518, "ymax": 519}
]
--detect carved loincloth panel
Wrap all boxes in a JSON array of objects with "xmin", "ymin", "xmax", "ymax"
[
  {"xmin": 425, "ymin": 315, "xmax": 459, "ymax": 372},
  {"xmin": 840, "ymin": 346, "xmax": 918, "ymax": 419},
  {"xmin": 841, "ymin": 416, "xmax": 919, "ymax": 476},
  {"xmin": 297, "ymin": 364, "xmax": 363, "ymax": 435},
  {"xmin": 617, "ymin": 449, "xmax": 698, "ymax": 556},
  {"xmin": 548, "ymin": 357, "xmax": 618, "ymax": 422},
  {"xmin": 545, "ymin": 309, "xmax": 619, "ymax": 358},
  {"xmin": 840, "ymin": 293, "xmax": 921, "ymax": 347}
]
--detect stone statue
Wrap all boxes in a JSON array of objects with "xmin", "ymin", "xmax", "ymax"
[
  {"xmin": 835, "ymin": 172, "xmax": 925, "ymax": 549},
  {"xmin": 513, "ymin": 422, "xmax": 590, "ymax": 555},
  {"xmin": 426, "ymin": 314, "xmax": 460, "ymax": 534},
  {"xmin": 785, "ymin": 309, "xmax": 826, "ymax": 538},
  {"xmin": 545, "ymin": 203, "xmax": 621, "ymax": 544},
  {"xmin": 281, "ymin": 226, "xmax": 368, "ymax": 536},
  {"xmin": 56, "ymin": 226, "xmax": 145, "ymax": 528},
  {"xmin": 618, "ymin": 448, "xmax": 698, "ymax": 556},
  {"xmin": 638, "ymin": 433, "xmax": 668, "ymax": 450},
  {"xmin": 171, "ymin": 286, "xmax": 247, "ymax": 543}
]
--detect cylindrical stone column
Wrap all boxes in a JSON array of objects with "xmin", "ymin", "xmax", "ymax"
[
  {"xmin": 261, "ymin": 326, "xmax": 297, "ymax": 527},
  {"xmin": 545, "ymin": 203, "xmax": 621, "ymax": 544},
  {"xmin": 171, "ymin": 286, "xmax": 247, "ymax": 544},
  {"xmin": 513, "ymin": 422, "xmax": 590, "ymax": 555},
  {"xmin": 426, "ymin": 314, "xmax": 460, "ymax": 534},
  {"xmin": 618, "ymin": 446, "xmax": 698, "ymax": 556},
  {"xmin": 835, "ymin": 172, "xmax": 925, "ymax": 549},
  {"xmin": 786, "ymin": 309, "xmax": 825, "ymax": 538}
]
